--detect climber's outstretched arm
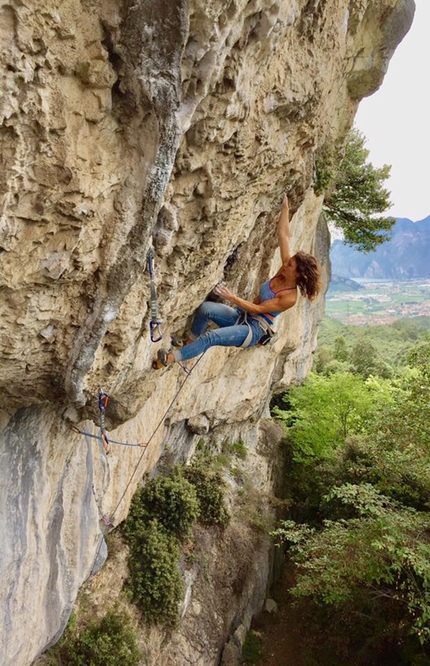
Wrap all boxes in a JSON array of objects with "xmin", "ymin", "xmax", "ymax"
[
  {"xmin": 278, "ymin": 193, "xmax": 291, "ymax": 264},
  {"xmin": 214, "ymin": 284, "xmax": 296, "ymax": 315}
]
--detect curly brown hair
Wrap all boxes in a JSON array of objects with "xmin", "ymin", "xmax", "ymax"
[{"xmin": 294, "ymin": 251, "xmax": 322, "ymax": 301}]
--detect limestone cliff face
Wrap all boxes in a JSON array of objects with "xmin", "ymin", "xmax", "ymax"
[{"xmin": 0, "ymin": 0, "xmax": 414, "ymax": 664}]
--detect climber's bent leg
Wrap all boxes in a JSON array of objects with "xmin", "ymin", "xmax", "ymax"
[
  {"xmin": 190, "ymin": 302, "xmax": 240, "ymax": 339},
  {"xmin": 173, "ymin": 324, "xmax": 251, "ymax": 362}
]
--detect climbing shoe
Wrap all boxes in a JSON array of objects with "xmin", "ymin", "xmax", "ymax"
[
  {"xmin": 152, "ymin": 348, "xmax": 170, "ymax": 369},
  {"xmin": 171, "ymin": 335, "xmax": 186, "ymax": 348}
]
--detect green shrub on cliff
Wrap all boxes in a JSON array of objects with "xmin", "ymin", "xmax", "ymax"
[
  {"xmin": 123, "ymin": 474, "xmax": 200, "ymax": 542},
  {"xmin": 126, "ymin": 519, "xmax": 183, "ymax": 626},
  {"xmin": 122, "ymin": 474, "xmax": 198, "ymax": 626},
  {"xmin": 122, "ymin": 464, "xmax": 229, "ymax": 626},
  {"xmin": 47, "ymin": 610, "xmax": 141, "ymax": 666},
  {"xmin": 183, "ymin": 461, "xmax": 230, "ymax": 528}
]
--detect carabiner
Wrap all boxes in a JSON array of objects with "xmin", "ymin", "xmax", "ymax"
[
  {"xmin": 150, "ymin": 320, "xmax": 163, "ymax": 343},
  {"xmin": 98, "ymin": 390, "xmax": 109, "ymax": 412}
]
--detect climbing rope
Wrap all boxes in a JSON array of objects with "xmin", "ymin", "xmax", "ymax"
[
  {"xmin": 108, "ymin": 351, "xmax": 207, "ymax": 524},
  {"xmin": 147, "ymin": 248, "xmax": 163, "ymax": 343},
  {"xmin": 79, "ymin": 351, "xmax": 208, "ymax": 576},
  {"xmin": 91, "ymin": 482, "xmax": 114, "ymax": 528}
]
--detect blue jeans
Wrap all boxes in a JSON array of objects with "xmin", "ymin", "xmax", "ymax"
[{"xmin": 173, "ymin": 302, "xmax": 263, "ymax": 362}]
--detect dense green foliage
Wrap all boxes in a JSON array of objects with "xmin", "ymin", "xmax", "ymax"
[
  {"xmin": 273, "ymin": 372, "xmax": 383, "ymax": 459},
  {"xmin": 125, "ymin": 518, "xmax": 183, "ymax": 626},
  {"xmin": 314, "ymin": 316, "xmax": 430, "ymax": 378},
  {"xmin": 183, "ymin": 463, "xmax": 230, "ymax": 527},
  {"xmin": 318, "ymin": 128, "xmax": 394, "ymax": 252},
  {"xmin": 122, "ymin": 464, "xmax": 229, "ymax": 625},
  {"xmin": 123, "ymin": 474, "xmax": 200, "ymax": 542},
  {"xmin": 122, "ymin": 475, "xmax": 196, "ymax": 625},
  {"xmin": 272, "ymin": 322, "xmax": 430, "ymax": 664},
  {"xmin": 47, "ymin": 611, "xmax": 142, "ymax": 666}
]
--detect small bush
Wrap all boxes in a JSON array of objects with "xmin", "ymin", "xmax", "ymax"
[
  {"xmin": 122, "ymin": 474, "xmax": 198, "ymax": 626},
  {"xmin": 183, "ymin": 463, "xmax": 230, "ymax": 528},
  {"xmin": 195, "ymin": 438, "xmax": 213, "ymax": 458},
  {"xmin": 126, "ymin": 519, "xmax": 183, "ymax": 626},
  {"xmin": 222, "ymin": 439, "xmax": 247, "ymax": 460},
  {"xmin": 48, "ymin": 610, "xmax": 142, "ymax": 666},
  {"xmin": 123, "ymin": 474, "xmax": 199, "ymax": 542},
  {"xmin": 242, "ymin": 630, "xmax": 264, "ymax": 664},
  {"xmin": 122, "ymin": 464, "xmax": 229, "ymax": 626}
]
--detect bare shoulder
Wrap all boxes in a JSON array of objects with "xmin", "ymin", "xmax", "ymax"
[{"xmin": 277, "ymin": 289, "xmax": 298, "ymax": 311}]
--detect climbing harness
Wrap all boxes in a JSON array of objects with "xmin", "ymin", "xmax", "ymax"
[
  {"xmin": 235, "ymin": 311, "xmax": 276, "ymax": 348},
  {"xmin": 237, "ymin": 311, "xmax": 253, "ymax": 349},
  {"xmin": 147, "ymin": 248, "xmax": 162, "ymax": 343},
  {"xmin": 255, "ymin": 315, "xmax": 276, "ymax": 346}
]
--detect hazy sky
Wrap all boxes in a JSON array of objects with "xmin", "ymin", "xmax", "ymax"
[{"xmin": 355, "ymin": 0, "xmax": 430, "ymax": 222}]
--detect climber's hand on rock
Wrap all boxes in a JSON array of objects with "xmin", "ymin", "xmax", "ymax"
[
  {"xmin": 281, "ymin": 192, "xmax": 289, "ymax": 210},
  {"xmin": 214, "ymin": 283, "xmax": 233, "ymax": 301}
]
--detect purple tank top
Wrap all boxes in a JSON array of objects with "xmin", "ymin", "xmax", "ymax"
[{"xmin": 259, "ymin": 279, "xmax": 295, "ymax": 323}]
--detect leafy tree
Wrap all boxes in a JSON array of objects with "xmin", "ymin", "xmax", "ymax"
[
  {"xmin": 272, "ymin": 484, "xmax": 430, "ymax": 644},
  {"xmin": 271, "ymin": 338, "xmax": 430, "ymax": 662},
  {"xmin": 333, "ymin": 335, "xmax": 349, "ymax": 362},
  {"xmin": 273, "ymin": 372, "xmax": 378, "ymax": 461},
  {"xmin": 350, "ymin": 338, "xmax": 378, "ymax": 377},
  {"xmin": 313, "ymin": 343, "xmax": 334, "ymax": 373},
  {"xmin": 322, "ymin": 128, "xmax": 394, "ymax": 252},
  {"xmin": 372, "ymin": 341, "xmax": 430, "ymax": 452},
  {"xmin": 321, "ymin": 358, "xmax": 354, "ymax": 376}
]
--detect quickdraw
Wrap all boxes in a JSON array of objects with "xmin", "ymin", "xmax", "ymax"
[
  {"xmin": 147, "ymin": 249, "xmax": 163, "ymax": 343},
  {"xmin": 72, "ymin": 390, "xmax": 148, "ymax": 449},
  {"xmin": 98, "ymin": 389, "xmax": 110, "ymax": 455}
]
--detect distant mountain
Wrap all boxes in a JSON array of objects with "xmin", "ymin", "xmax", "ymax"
[
  {"xmin": 329, "ymin": 276, "xmax": 365, "ymax": 292},
  {"xmin": 331, "ymin": 216, "xmax": 430, "ymax": 279}
]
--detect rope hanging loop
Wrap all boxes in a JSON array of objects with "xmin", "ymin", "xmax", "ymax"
[{"xmin": 98, "ymin": 389, "xmax": 110, "ymax": 455}]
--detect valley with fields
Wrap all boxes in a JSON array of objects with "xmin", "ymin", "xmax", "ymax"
[{"xmin": 326, "ymin": 279, "xmax": 430, "ymax": 325}]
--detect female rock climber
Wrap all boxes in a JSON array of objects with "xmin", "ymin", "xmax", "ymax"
[{"xmin": 153, "ymin": 193, "xmax": 322, "ymax": 368}]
